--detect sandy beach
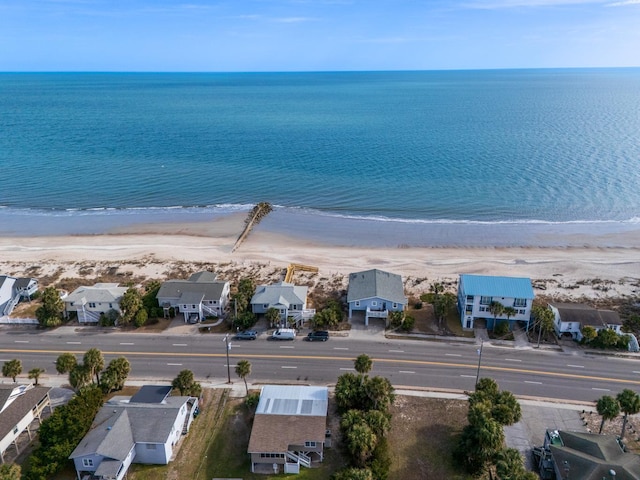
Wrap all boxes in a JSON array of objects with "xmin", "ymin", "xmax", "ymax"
[{"xmin": 1, "ymin": 212, "xmax": 639, "ymax": 303}]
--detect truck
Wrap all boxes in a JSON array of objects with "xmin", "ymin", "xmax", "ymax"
[{"xmin": 271, "ymin": 328, "xmax": 296, "ymax": 340}]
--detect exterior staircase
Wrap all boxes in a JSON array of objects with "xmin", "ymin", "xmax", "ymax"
[
  {"xmin": 3, "ymin": 293, "xmax": 21, "ymax": 316},
  {"xmin": 286, "ymin": 451, "xmax": 311, "ymax": 468}
]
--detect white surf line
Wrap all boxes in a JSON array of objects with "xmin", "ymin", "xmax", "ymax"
[
  {"xmin": 389, "ymin": 349, "xmax": 405, "ymax": 353},
  {"xmin": 445, "ymin": 353, "xmax": 462, "ymax": 357},
  {"xmin": 281, "ymin": 366, "xmax": 297, "ymax": 369},
  {"xmin": 525, "ymin": 381, "xmax": 543, "ymax": 384},
  {"xmin": 504, "ymin": 358, "xmax": 522, "ymax": 362},
  {"xmin": 567, "ymin": 364, "xmax": 584, "ymax": 368},
  {"xmin": 172, "ymin": 343, "xmax": 188, "ymax": 346},
  {"xmin": 592, "ymin": 387, "xmax": 611, "ymax": 391},
  {"xmin": 66, "ymin": 341, "xmax": 81, "ymax": 344},
  {"xmin": 167, "ymin": 363, "xmax": 183, "ymax": 366},
  {"xmin": 120, "ymin": 342, "xmax": 135, "ymax": 345},
  {"xmin": 333, "ymin": 347, "xmax": 349, "ymax": 350},
  {"xmin": 399, "ymin": 370, "xmax": 415, "ymax": 374}
]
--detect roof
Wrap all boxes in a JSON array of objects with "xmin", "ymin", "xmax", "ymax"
[
  {"xmin": 256, "ymin": 385, "xmax": 328, "ymax": 416},
  {"xmin": 129, "ymin": 385, "xmax": 172, "ymax": 404},
  {"xmin": 248, "ymin": 386, "xmax": 328, "ymax": 453},
  {"xmin": 14, "ymin": 277, "xmax": 36, "ymax": 289},
  {"xmin": 70, "ymin": 394, "xmax": 193, "ymax": 460},
  {"xmin": 550, "ymin": 303, "xmax": 622, "ymax": 327},
  {"xmin": 347, "ymin": 269, "xmax": 407, "ymax": 304},
  {"xmin": 65, "ymin": 283, "xmax": 127, "ymax": 305},
  {"xmin": 459, "ymin": 274, "xmax": 534, "ymax": 299},
  {"xmin": 250, "ymin": 282, "xmax": 307, "ymax": 308},
  {"xmin": 0, "ymin": 385, "xmax": 51, "ymax": 441},
  {"xmin": 549, "ymin": 430, "xmax": 640, "ymax": 480},
  {"xmin": 156, "ymin": 272, "xmax": 228, "ymax": 302}
]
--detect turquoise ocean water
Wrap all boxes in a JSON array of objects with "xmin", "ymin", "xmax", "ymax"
[{"xmin": 1, "ymin": 70, "xmax": 639, "ymax": 246}]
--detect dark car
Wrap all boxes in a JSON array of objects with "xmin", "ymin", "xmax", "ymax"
[
  {"xmin": 234, "ymin": 330, "xmax": 258, "ymax": 340},
  {"xmin": 306, "ymin": 330, "xmax": 329, "ymax": 342}
]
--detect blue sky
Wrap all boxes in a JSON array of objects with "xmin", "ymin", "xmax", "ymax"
[{"xmin": 1, "ymin": 0, "xmax": 639, "ymax": 71}]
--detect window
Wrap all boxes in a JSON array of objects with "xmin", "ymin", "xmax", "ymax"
[
  {"xmin": 513, "ymin": 298, "xmax": 527, "ymax": 308},
  {"xmin": 13, "ymin": 426, "xmax": 18, "ymax": 434},
  {"xmin": 263, "ymin": 304, "xmax": 269, "ymax": 308},
  {"xmin": 192, "ymin": 304, "xmax": 196, "ymax": 308},
  {"xmin": 466, "ymin": 295, "xmax": 474, "ymax": 303},
  {"xmin": 372, "ymin": 301, "xmax": 378, "ymax": 307},
  {"xmin": 480, "ymin": 296, "xmax": 492, "ymax": 305},
  {"xmin": 260, "ymin": 453, "xmax": 284, "ymax": 458},
  {"xmin": 519, "ymin": 309, "xmax": 526, "ymax": 315},
  {"xmin": 355, "ymin": 301, "xmax": 360, "ymax": 307},
  {"xmin": 88, "ymin": 302, "xmax": 96, "ymax": 308},
  {"xmin": 82, "ymin": 458, "xmax": 94, "ymax": 467},
  {"xmin": 109, "ymin": 303, "xmax": 113, "ymax": 308},
  {"xmin": 304, "ymin": 441, "xmax": 317, "ymax": 448},
  {"xmin": 392, "ymin": 303, "xmax": 397, "ymax": 309},
  {"xmin": 465, "ymin": 306, "xmax": 473, "ymax": 314}
]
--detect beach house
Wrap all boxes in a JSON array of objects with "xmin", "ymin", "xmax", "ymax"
[
  {"xmin": 156, "ymin": 271, "xmax": 230, "ymax": 323},
  {"xmin": 457, "ymin": 274, "xmax": 534, "ymax": 330},
  {"xmin": 64, "ymin": 283, "xmax": 128, "ymax": 324},
  {"xmin": 0, "ymin": 384, "xmax": 52, "ymax": 463},
  {"xmin": 248, "ymin": 385, "xmax": 329, "ymax": 475},
  {"xmin": 69, "ymin": 385, "xmax": 199, "ymax": 480},
  {"xmin": 549, "ymin": 302, "xmax": 623, "ymax": 341},
  {"xmin": 347, "ymin": 269, "xmax": 407, "ymax": 326},
  {"xmin": 250, "ymin": 282, "xmax": 313, "ymax": 326},
  {"xmin": 0, "ymin": 275, "xmax": 39, "ymax": 317}
]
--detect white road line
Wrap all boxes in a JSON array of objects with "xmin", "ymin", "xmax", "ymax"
[
  {"xmin": 504, "ymin": 358, "xmax": 522, "ymax": 362},
  {"xmin": 445, "ymin": 353, "xmax": 462, "ymax": 357},
  {"xmin": 567, "ymin": 364, "xmax": 584, "ymax": 368},
  {"xmin": 279, "ymin": 346, "xmax": 295, "ymax": 349},
  {"xmin": 340, "ymin": 368, "xmax": 355, "ymax": 371},
  {"xmin": 525, "ymin": 381, "xmax": 542, "ymax": 385},
  {"xmin": 281, "ymin": 366, "xmax": 297, "ymax": 369},
  {"xmin": 460, "ymin": 375, "xmax": 476, "ymax": 378},
  {"xmin": 399, "ymin": 371, "xmax": 415, "ymax": 374},
  {"xmin": 14, "ymin": 340, "xmax": 29, "ymax": 343},
  {"xmin": 66, "ymin": 341, "xmax": 81, "ymax": 344},
  {"xmin": 389, "ymin": 349, "xmax": 405, "ymax": 353},
  {"xmin": 120, "ymin": 342, "xmax": 135, "ymax": 345},
  {"xmin": 633, "ymin": 371, "xmax": 640, "ymax": 374},
  {"xmin": 333, "ymin": 347, "xmax": 349, "ymax": 350},
  {"xmin": 592, "ymin": 388, "xmax": 611, "ymax": 392},
  {"xmin": 167, "ymin": 363, "xmax": 182, "ymax": 366},
  {"xmin": 172, "ymin": 343, "xmax": 188, "ymax": 346}
]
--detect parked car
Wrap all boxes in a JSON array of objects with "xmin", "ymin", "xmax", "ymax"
[
  {"xmin": 306, "ymin": 331, "xmax": 330, "ymax": 342},
  {"xmin": 235, "ymin": 330, "xmax": 258, "ymax": 340},
  {"xmin": 271, "ymin": 328, "xmax": 296, "ymax": 340}
]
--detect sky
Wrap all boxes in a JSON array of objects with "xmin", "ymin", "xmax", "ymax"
[{"xmin": 1, "ymin": 0, "xmax": 639, "ymax": 71}]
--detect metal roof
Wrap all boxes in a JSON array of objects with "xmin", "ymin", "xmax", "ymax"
[
  {"xmin": 65, "ymin": 283, "xmax": 127, "ymax": 304},
  {"xmin": 129, "ymin": 385, "xmax": 172, "ymax": 404},
  {"xmin": 256, "ymin": 385, "xmax": 328, "ymax": 417},
  {"xmin": 347, "ymin": 269, "xmax": 407, "ymax": 304},
  {"xmin": 250, "ymin": 282, "xmax": 307, "ymax": 308},
  {"xmin": 459, "ymin": 274, "xmax": 534, "ymax": 299}
]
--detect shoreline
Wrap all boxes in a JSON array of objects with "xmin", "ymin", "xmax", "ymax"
[{"xmin": 1, "ymin": 214, "xmax": 639, "ymax": 303}]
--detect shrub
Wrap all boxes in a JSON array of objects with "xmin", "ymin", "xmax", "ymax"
[
  {"xmin": 134, "ymin": 309, "xmax": 148, "ymax": 328},
  {"xmin": 401, "ymin": 315, "xmax": 415, "ymax": 332},
  {"xmin": 246, "ymin": 392, "xmax": 260, "ymax": 409},
  {"xmin": 414, "ymin": 301, "xmax": 423, "ymax": 310},
  {"xmin": 494, "ymin": 321, "xmax": 510, "ymax": 337}
]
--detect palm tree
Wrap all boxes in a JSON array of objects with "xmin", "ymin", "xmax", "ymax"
[
  {"xmin": 617, "ymin": 389, "xmax": 640, "ymax": 439},
  {"xmin": 503, "ymin": 306, "xmax": 517, "ymax": 329},
  {"xmin": 495, "ymin": 448, "xmax": 526, "ymax": 480},
  {"xmin": 69, "ymin": 364, "xmax": 91, "ymax": 391},
  {"xmin": 531, "ymin": 304, "xmax": 555, "ymax": 348},
  {"xmin": 55, "ymin": 353, "xmax": 77, "ymax": 374},
  {"xmin": 172, "ymin": 369, "xmax": 195, "ymax": 396},
  {"xmin": 2, "ymin": 359, "xmax": 22, "ymax": 383},
  {"xmin": 354, "ymin": 354, "xmax": 373, "ymax": 376},
  {"xmin": 489, "ymin": 301, "xmax": 505, "ymax": 331},
  {"xmin": 28, "ymin": 367, "xmax": 45, "ymax": 385},
  {"xmin": 346, "ymin": 422, "xmax": 377, "ymax": 467},
  {"xmin": 83, "ymin": 348, "xmax": 105, "ymax": 384},
  {"xmin": 596, "ymin": 395, "xmax": 620, "ymax": 434},
  {"xmin": 235, "ymin": 359, "xmax": 252, "ymax": 396},
  {"xmin": 101, "ymin": 357, "xmax": 131, "ymax": 393}
]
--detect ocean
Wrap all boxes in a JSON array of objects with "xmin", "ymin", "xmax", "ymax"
[{"xmin": 1, "ymin": 69, "xmax": 640, "ymax": 246}]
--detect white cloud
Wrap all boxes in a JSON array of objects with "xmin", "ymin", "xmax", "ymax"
[
  {"xmin": 606, "ymin": 0, "xmax": 640, "ymax": 5},
  {"xmin": 273, "ymin": 16, "xmax": 316, "ymax": 23},
  {"xmin": 461, "ymin": 0, "xmax": 603, "ymax": 8}
]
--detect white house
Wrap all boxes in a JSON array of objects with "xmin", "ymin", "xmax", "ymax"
[
  {"xmin": 69, "ymin": 385, "xmax": 198, "ymax": 480},
  {"xmin": 156, "ymin": 271, "xmax": 230, "ymax": 323},
  {"xmin": 64, "ymin": 283, "xmax": 128, "ymax": 324},
  {"xmin": 347, "ymin": 269, "xmax": 407, "ymax": 326},
  {"xmin": 457, "ymin": 274, "xmax": 535, "ymax": 330},
  {"xmin": 0, "ymin": 384, "xmax": 51, "ymax": 463},
  {"xmin": 549, "ymin": 302, "xmax": 623, "ymax": 341},
  {"xmin": 250, "ymin": 282, "xmax": 314, "ymax": 326}
]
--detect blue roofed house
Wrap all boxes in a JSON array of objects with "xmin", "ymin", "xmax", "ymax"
[
  {"xmin": 250, "ymin": 282, "xmax": 314, "ymax": 327},
  {"xmin": 457, "ymin": 274, "xmax": 535, "ymax": 331},
  {"xmin": 347, "ymin": 269, "xmax": 407, "ymax": 326},
  {"xmin": 69, "ymin": 385, "xmax": 199, "ymax": 480}
]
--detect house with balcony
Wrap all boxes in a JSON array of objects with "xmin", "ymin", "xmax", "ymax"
[
  {"xmin": 549, "ymin": 302, "xmax": 623, "ymax": 341},
  {"xmin": 457, "ymin": 274, "xmax": 534, "ymax": 330},
  {"xmin": 156, "ymin": 271, "xmax": 230, "ymax": 323},
  {"xmin": 70, "ymin": 385, "xmax": 199, "ymax": 480},
  {"xmin": 248, "ymin": 385, "xmax": 328, "ymax": 475},
  {"xmin": 0, "ymin": 275, "xmax": 39, "ymax": 317},
  {"xmin": 64, "ymin": 283, "xmax": 128, "ymax": 324},
  {"xmin": 250, "ymin": 282, "xmax": 313, "ymax": 327},
  {"xmin": 347, "ymin": 269, "xmax": 407, "ymax": 326},
  {"xmin": 0, "ymin": 384, "xmax": 51, "ymax": 463}
]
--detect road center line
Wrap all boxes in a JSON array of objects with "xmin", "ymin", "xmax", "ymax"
[
  {"xmin": 525, "ymin": 381, "xmax": 543, "ymax": 384},
  {"xmin": 504, "ymin": 358, "xmax": 522, "ymax": 362},
  {"xmin": 567, "ymin": 364, "xmax": 584, "ymax": 368},
  {"xmin": 281, "ymin": 366, "xmax": 297, "ymax": 369},
  {"xmin": 592, "ymin": 387, "xmax": 610, "ymax": 391}
]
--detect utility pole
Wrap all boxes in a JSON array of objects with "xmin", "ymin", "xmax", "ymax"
[
  {"xmin": 223, "ymin": 334, "xmax": 232, "ymax": 384},
  {"xmin": 475, "ymin": 339, "xmax": 483, "ymax": 388}
]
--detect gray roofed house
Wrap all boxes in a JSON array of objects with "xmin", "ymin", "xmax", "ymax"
[
  {"xmin": 549, "ymin": 302, "xmax": 624, "ymax": 341},
  {"xmin": 541, "ymin": 430, "xmax": 640, "ymax": 480},
  {"xmin": 0, "ymin": 275, "xmax": 35, "ymax": 316},
  {"xmin": 250, "ymin": 282, "xmax": 312, "ymax": 327},
  {"xmin": 156, "ymin": 271, "xmax": 230, "ymax": 323},
  {"xmin": 248, "ymin": 386, "xmax": 328, "ymax": 474},
  {"xmin": 64, "ymin": 283, "xmax": 128, "ymax": 324},
  {"xmin": 0, "ymin": 384, "xmax": 51, "ymax": 463},
  {"xmin": 347, "ymin": 269, "xmax": 407, "ymax": 326},
  {"xmin": 70, "ymin": 387, "xmax": 199, "ymax": 480}
]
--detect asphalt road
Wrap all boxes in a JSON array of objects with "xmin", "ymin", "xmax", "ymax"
[{"xmin": 1, "ymin": 327, "xmax": 639, "ymax": 402}]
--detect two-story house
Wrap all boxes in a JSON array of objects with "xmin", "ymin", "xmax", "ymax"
[
  {"xmin": 250, "ymin": 282, "xmax": 313, "ymax": 327},
  {"xmin": 347, "ymin": 269, "xmax": 407, "ymax": 326},
  {"xmin": 549, "ymin": 302, "xmax": 623, "ymax": 341},
  {"xmin": 457, "ymin": 274, "xmax": 535, "ymax": 330},
  {"xmin": 64, "ymin": 283, "xmax": 128, "ymax": 324}
]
